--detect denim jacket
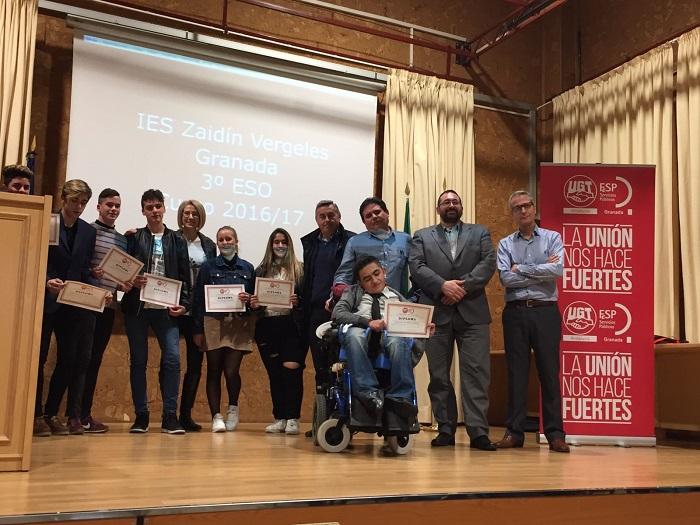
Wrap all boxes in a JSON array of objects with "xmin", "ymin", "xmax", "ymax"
[{"xmin": 192, "ymin": 255, "xmax": 255, "ymax": 334}]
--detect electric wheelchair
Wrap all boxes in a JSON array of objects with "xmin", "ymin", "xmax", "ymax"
[{"xmin": 312, "ymin": 322, "xmax": 420, "ymax": 455}]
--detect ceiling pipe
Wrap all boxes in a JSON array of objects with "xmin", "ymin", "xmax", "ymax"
[
  {"xmin": 459, "ymin": 0, "xmax": 568, "ymax": 65},
  {"xmin": 46, "ymin": 0, "xmax": 476, "ymax": 78}
]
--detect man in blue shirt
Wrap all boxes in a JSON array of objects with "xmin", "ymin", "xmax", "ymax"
[
  {"xmin": 333, "ymin": 197, "xmax": 410, "ymax": 293},
  {"xmin": 495, "ymin": 190, "xmax": 569, "ymax": 453}
]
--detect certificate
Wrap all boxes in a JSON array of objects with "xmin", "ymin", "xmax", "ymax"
[
  {"xmin": 385, "ymin": 302, "xmax": 434, "ymax": 338},
  {"xmin": 56, "ymin": 280, "xmax": 108, "ymax": 313},
  {"xmin": 205, "ymin": 284, "xmax": 245, "ymax": 312},
  {"xmin": 98, "ymin": 246, "xmax": 144, "ymax": 284},
  {"xmin": 48, "ymin": 213, "xmax": 60, "ymax": 246},
  {"xmin": 139, "ymin": 273, "xmax": 182, "ymax": 308},
  {"xmin": 254, "ymin": 277, "xmax": 294, "ymax": 307}
]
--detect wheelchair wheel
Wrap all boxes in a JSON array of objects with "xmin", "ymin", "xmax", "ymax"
[
  {"xmin": 312, "ymin": 393, "xmax": 328, "ymax": 446},
  {"xmin": 386, "ymin": 434, "xmax": 414, "ymax": 455},
  {"xmin": 317, "ymin": 418, "xmax": 351, "ymax": 453}
]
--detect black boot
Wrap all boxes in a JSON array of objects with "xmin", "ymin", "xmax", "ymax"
[{"xmin": 179, "ymin": 412, "xmax": 202, "ymax": 432}]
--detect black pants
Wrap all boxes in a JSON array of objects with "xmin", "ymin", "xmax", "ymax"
[
  {"xmin": 80, "ymin": 308, "xmax": 115, "ymax": 418},
  {"xmin": 40, "ymin": 305, "xmax": 96, "ymax": 418},
  {"xmin": 304, "ymin": 306, "xmax": 331, "ymax": 388},
  {"xmin": 255, "ymin": 315, "xmax": 303, "ymax": 420},
  {"xmin": 176, "ymin": 315, "xmax": 203, "ymax": 417},
  {"xmin": 502, "ymin": 303, "xmax": 564, "ymax": 443}
]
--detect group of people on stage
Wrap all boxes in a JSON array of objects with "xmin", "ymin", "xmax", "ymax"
[{"xmin": 3, "ymin": 162, "xmax": 569, "ymax": 453}]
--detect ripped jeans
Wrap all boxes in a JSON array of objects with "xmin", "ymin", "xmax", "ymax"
[{"xmin": 255, "ymin": 315, "xmax": 303, "ymax": 420}]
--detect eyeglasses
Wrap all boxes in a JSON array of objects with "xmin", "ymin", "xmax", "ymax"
[
  {"xmin": 438, "ymin": 199, "xmax": 461, "ymax": 207},
  {"xmin": 511, "ymin": 201, "xmax": 534, "ymax": 213}
]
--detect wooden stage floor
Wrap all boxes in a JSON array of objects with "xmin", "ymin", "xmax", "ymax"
[{"xmin": 1, "ymin": 423, "xmax": 699, "ymax": 523}]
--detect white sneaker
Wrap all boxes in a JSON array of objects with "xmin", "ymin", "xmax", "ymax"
[
  {"xmin": 211, "ymin": 413, "xmax": 226, "ymax": 433},
  {"xmin": 285, "ymin": 418, "xmax": 300, "ymax": 435},
  {"xmin": 265, "ymin": 419, "xmax": 287, "ymax": 433},
  {"xmin": 225, "ymin": 405, "xmax": 239, "ymax": 431}
]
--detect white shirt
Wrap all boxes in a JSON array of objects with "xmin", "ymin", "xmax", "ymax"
[{"xmin": 356, "ymin": 287, "xmax": 400, "ymax": 320}]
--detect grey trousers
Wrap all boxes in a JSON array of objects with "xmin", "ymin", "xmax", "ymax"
[{"xmin": 425, "ymin": 314, "xmax": 491, "ymax": 438}]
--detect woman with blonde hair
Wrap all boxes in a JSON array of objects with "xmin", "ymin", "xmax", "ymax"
[
  {"xmin": 250, "ymin": 228, "xmax": 305, "ymax": 435},
  {"xmin": 175, "ymin": 199, "xmax": 216, "ymax": 431}
]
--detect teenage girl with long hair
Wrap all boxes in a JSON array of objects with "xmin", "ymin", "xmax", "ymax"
[{"xmin": 250, "ymin": 228, "xmax": 304, "ymax": 435}]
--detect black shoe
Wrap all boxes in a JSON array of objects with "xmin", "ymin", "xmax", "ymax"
[
  {"xmin": 386, "ymin": 397, "xmax": 418, "ymax": 419},
  {"xmin": 304, "ymin": 429, "xmax": 313, "ymax": 438},
  {"xmin": 162, "ymin": 413, "xmax": 185, "ymax": 434},
  {"xmin": 470, "ymin": 435, "xmax": 497, "ymax": 451},
  {"xmin": 129, "ymin": 412, "xmax": 150, "ymax": 433},
  {"xmin": 361, "ymin": 392, "xmax": 384, "ymax": 415},
  {"xmin": 430, "ymin": 432, "xmax": 455, "ymax": 447},
  {"xmin": 179, "ymin": 414, "xmax": 202, "ymax": 432}
]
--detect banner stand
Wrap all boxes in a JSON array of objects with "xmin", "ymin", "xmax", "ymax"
[
  {"xmin": 538, "ymin": 434, "xmax": 656, "ymax": 447},
  {"xmin": 540, "ymin": 163, "xmax": 656, "ymax": 447}
]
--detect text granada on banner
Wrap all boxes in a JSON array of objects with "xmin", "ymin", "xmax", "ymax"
[{"xmin": 540, "ymin": 164, "xmax": 655, "ymax": 446}]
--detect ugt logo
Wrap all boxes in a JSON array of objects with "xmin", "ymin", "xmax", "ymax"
[
  {"xmin": 564, "ymin": 175, "xmax": 597, "ymax": 207},
  {"xmin": 563, "ymin": 301, "xmax": 596, "ymax": 334},
  {"xmin": 402, "ymin": 307, "xmax": 414, "ymax": 314}
]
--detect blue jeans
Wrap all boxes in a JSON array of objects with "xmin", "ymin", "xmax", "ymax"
[
  {"xmin": 343, "ymin": 327, "xmax": 414, "ymax": 401},
  {"xmin": 124, "ymin": 309, "xmax": 180, "ymax": 415}
]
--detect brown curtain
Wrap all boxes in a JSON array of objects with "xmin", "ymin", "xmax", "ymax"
[{"xmin": 0, "ymin": 0, "xmax": 37, "ymax": 168}]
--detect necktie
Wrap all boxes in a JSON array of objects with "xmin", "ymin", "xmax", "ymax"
[{"xmin": 368, "ymin": 293, "xmax": 382, "ymax": 357}]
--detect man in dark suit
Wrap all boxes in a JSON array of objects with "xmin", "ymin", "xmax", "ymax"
[
  {"xmin": 409, "ymin": 190, "xmax": 496, "ymax": 450},
  {"xmin": 36, "ymin": 179, "xmax": 99, "ymax": 436}
]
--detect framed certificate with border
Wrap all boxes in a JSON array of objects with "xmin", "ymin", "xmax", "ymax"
[
  {"xmin": 139, "ymin": 273, "xmax": 182, "ymax": 308},
  {"xmin": 98, "ymin": 246, "xmax": 144, "ymax": 284},
  {"xmin": 56, "ymin": 281, "xmax": 108, "ymax": 313},
  {"xmin": 385, "ymin": 302, "xmax": 434, "ymax": 338},
  {"xmin": 254, "ymin": 277, "xmax": 293, "ymax": 307},
  {"xmin": 205, "ymin": 284, "xmax": 245, "ymax": 312}
]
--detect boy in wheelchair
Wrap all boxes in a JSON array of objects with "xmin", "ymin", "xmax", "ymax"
[{"xmin": 314, "ymin": 255, "xmax": 433, "ymax": 454}]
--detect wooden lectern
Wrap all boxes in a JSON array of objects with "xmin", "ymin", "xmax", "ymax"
[{"xmin": 0, "ymin": 192, "xmax": 52, "ymax": 471}]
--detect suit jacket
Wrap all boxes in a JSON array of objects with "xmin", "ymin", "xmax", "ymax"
[
  {"xmin": 44, "ymin": 214, "xmax": 97, "ymax": 314},
  {"xmin": 409, "ymin": 221, "xmax": 496, "ymax": 325}
]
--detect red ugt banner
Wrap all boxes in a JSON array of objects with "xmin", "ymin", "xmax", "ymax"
[{"xmin": 539, "ymin": 164, "xmax": 655, "ymax": 445}]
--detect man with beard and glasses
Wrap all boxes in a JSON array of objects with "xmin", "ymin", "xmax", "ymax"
[{"xmin": 409, "ymin": 190, "xmax": 497, "ymax": 450}]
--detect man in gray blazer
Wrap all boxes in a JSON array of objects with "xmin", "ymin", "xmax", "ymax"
[{"xmin": 409, "ymin": 190, "xmax": 497, "ymax": 450}]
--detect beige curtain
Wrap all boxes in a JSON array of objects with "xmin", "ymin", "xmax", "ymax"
[
  {"xmin": 553, "ymin": 44, "xmax": 678, "ymax": 338},
  {"xmin": 677, "ymin": 28, "xmax": 700, "ymax": 343},
  {"xmin": 0, "ymin": 0, "xmax": 37, "ymax": 167},
  {"xmin": 382, "ymin": 68, "xmax": 475, "ymax": 423}
]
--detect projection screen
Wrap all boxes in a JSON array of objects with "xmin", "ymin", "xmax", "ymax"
[{"xmin": 67, "ymin": 35, "xmax": 377, "ymax": 265}]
